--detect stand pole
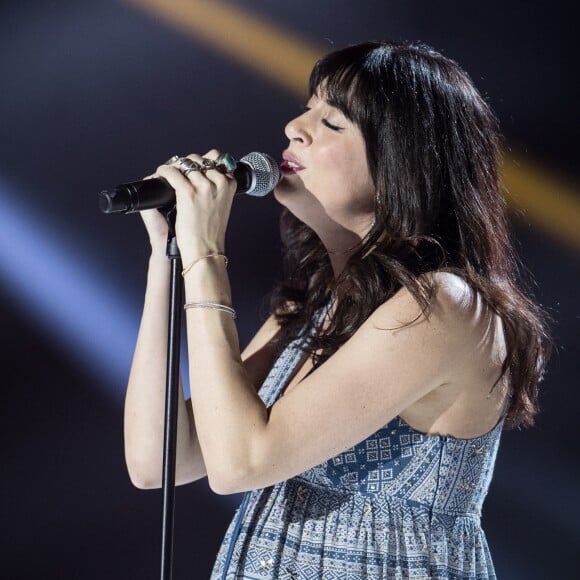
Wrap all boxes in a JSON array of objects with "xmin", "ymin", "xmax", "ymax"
[{"xmin": 160, "ymin": 208, "xmax": 182, "ymax": 580}]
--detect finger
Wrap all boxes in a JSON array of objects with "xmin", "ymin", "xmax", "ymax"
[
  {"xmin": 165, "ymin": 155, "xmax": 222, "ymax": 201},
  {"xmin": 175, "ymin": 154, "xmax": 233, "ymax": 199},
  {"xmin": 205, "ymin": 149, "xmax": 237, "ymax": 172},
  {"xmin": 180, "ymin": 154, "xmax": 221, "ymax": 182},
  {"xmin": 144, "ymin": 153, "xmax": 181, "ymax": 180},
  {"xmin": 164, "ymin": 154, "xmax": 204, "ymax": 173},
  {"xmin": 156, "ymin": 163, "xmax": 197, "ymax": 196},
  {"xmin": 168, "ymin": 154, "xmax": 233, "ymax": 197},
  {"xmin": 193, "ymin": 154, "xmax": 235, "ymax": 191},
  {"xmin": 184, "ymin": 153, "xmax": 206, "ymax": 164},
  {"xmin": 180, "ymin": 154, "xmax": 212, "ymax": 185},
  {"xmin": 203, "ymin": 149, "xmax": 221, "ymax": 161},
  {"xmin": 199, "ymin": 150, "xmax": 237, "ymax": 181}
]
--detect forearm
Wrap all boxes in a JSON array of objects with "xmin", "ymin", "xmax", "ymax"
[
  {"xmin": 183, "ymin": 258, "xmax": 269, "ymax": 492},
  {"xmin": 124, "ymin": 252, "xmax": 203, "ymax": 488}
]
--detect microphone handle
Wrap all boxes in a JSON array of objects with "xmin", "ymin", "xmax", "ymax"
[
  {"xmin": 98, "ymin": 164, "xmax": 253, "ymax": 214},
  {"xmin": 97, "ymin": 178, "xmax": 170, "ymax": 214}
]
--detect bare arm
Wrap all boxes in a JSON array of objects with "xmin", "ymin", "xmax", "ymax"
[
  {"xmin": 124, "ymin": 247, "xmax": 206, "ymax": 489},
  {"xmin": 132, "ymin": 152, "xmax": 506, "ymax": 497},
  {"xmin": 123, "ymin": 206, "xmax": 280, "ymax": 489}
]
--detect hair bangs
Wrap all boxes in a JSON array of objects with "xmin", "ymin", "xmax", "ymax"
[{"xmin": 309, "ymin": 51, "xmax": 373, "ymax": 128}]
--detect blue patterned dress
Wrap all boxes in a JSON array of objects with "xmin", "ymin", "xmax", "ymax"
[{"xmin": 211, "ymin": 331, "xmax": 503, "ymax": 579}]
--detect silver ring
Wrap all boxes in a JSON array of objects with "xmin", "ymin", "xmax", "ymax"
[
  {"xmin": 164, "ymin": 155, "xmax": 180, "ymax": 165},
  {"xmin": 177, "ymin": 157, "xmax": 202, "ymax": 174},
  {"xmin": 201, "ymin": 158, "xmax": 218, "ymax": 171}
]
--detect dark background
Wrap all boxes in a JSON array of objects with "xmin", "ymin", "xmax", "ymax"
[{"xmin": 1, "ymin": 1, "xmax": 578, "ymax": 578}]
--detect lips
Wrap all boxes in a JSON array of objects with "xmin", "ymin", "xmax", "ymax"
[{"xmin": 280, "ymin": 150, "xmax": 305, "ymax": 174}]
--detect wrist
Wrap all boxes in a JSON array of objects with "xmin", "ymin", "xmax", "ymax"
[
  {"xmin": 180, "ymin": 248, "xmax": 225, "ymax": 266},
  {"xmin": 182, "ymin": 253, "xmax": 228, "ymax": 277},
  {"xmin": 183, "ymin": 258, "xmax": 232, "ymax": 304},
  {"xmin": 176, "ymin": 233, "xmax": 225, "ymax": 264},
  {"xmin": 148, "ymin": 250, "xmax": 170, "ymax": 268}
]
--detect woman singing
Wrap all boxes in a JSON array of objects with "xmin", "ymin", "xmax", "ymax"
[{"xmin": 124, "ymin": 41, "xmax": 553, "ymax": 578}]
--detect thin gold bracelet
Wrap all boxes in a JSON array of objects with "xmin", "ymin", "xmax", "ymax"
[
  {"xmin": 183, "ymin": 301, "xmax": 236, "ymax": 319},
  {"xmin": 181, "ymin": 253, "xmax": 228, "ymax": 277}
]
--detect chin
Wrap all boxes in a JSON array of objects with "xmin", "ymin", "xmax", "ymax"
[
  {"xmin": 275, "ymin": 197, "xmax": 326, "ymax": 236},
  {"xmin": 273, "ymin": 177, "xmax": 300, "ymax": 204},
  {"xmin": 272, "ymin": 185, "xmax": 285, "ymax": 206}
]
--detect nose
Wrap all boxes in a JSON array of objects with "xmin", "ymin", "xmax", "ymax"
[{"xmin": 284, "ymin": 111, "xmax": 312, "ymax": 146}]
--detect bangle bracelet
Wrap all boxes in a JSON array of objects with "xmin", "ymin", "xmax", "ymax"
[
  {"xmin": 183, "ymin": 301, "xmax": 236, "ymax": 319},
  {"xmin": 182, "ymin": 253, "xmax": 228, "ymax": 277}
]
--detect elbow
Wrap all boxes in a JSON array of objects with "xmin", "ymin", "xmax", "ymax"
[
  {"xmin": 126, "ymin": 460, "xmax": 162, "ymax": 490},
  {"xmin": 126, "ymin": 458, "xmax": 206, "ymax": 490},
  {"xmin": 208, "ymin": 478, "xmax": 234, "ymax": 496},
  {"xmin": 207, "ymin": 471, "xmax": 242, "ymax": 496},
  {"xmin": 206, "ymin": 439, "xmax": 270, "ymax": 495},
  {"xmin": 130, "ymin": 474, "xmax": 162, "ymax": 491},
  {"xmin": 207, "ymin": 463, "xmax": 255, "ymax": 496}
]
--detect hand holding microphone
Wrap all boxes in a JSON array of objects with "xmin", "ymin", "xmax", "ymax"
[
  {"xmin": 98, "ymin": 151, "xmax": 280, "ymax": 214},
  {"xmin": 99, "ymin": 150, "xmax": 280, "ymax": 264}
]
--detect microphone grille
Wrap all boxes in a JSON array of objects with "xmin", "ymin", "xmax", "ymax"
[{"xmin": 239, "ymin": 152, "xmax": 280, "ymax": 197}]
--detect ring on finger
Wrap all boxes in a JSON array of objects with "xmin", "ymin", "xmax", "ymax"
[
  {"xmin": 216, "ymin": 152, "xmax": 236, "ymax": 173},
  {"xmin": 164, "ymin": 154, "xmax": 180, "ymax": 165},
  {"xmin": 177, "ymin": 157, "xmax": 202, "ymax": 175},
  {"xmin": 201, "ymin": 158, "xmax": 218, "ymax": 171}
]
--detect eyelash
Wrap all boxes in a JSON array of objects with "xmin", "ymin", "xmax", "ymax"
[
  {"xmin": 301, "ymin": 106, "xmax": 344, "ymax": 132},
  {"xmin": 322, "ymin": 118, "xmax": 343, "ymax": 132}
]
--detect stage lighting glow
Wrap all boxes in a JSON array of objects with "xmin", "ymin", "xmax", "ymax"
[{"xmin": 0, "ymin": 180, "xmax": 140, "ymax": 400}]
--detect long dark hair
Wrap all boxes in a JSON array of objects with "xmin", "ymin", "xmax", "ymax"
[{"xmin": 270, "ymin": 41, "xmax": 554, "ymax": 429}]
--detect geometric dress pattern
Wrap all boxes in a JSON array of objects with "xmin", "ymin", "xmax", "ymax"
[{"xmin": 211, "ymin": 330, "xmax": 504, "ymax": 579}]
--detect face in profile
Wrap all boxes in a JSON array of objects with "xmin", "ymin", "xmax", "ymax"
[{"xmin": 274, "ymin": 90, "xmax": 375, "ymax": 239}]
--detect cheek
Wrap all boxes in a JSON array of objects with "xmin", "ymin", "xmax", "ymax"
[
  {"xmin": 313, "ymin": 143, "xmax": 357, "ymax": 190},
  {"xmin": 323, "ymin": 141, "xmax": 351, "ymax": 168},
  {"xmin": 333, "ymin": 153, "xmax": 375, "ymax": 212},
  {"xmin": 320, "ymin": 139, "xmax": 372, "ymax": 194}
]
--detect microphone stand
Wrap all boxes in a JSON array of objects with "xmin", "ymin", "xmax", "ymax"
[{"xmin": 160, "ymin": 206, "xmax": 182, "ymax": 580}]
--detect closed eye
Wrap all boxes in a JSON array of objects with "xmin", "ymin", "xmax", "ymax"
[
  {"xmin": 322, "ymin": 118, "xmax": 344, "ymax": 132},
  {"xmin": 300, "ymin": 104, "xmax": 345, "ymax": 131}
]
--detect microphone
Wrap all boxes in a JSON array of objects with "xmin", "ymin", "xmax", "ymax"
[{"xmin": 98, "ymin": 152, "xmax": 280, "ymax": 214}]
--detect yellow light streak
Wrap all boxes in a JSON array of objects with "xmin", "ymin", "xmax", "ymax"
[
  {"xmin": 124, "ymin": 0, "xmax": 580, "ymax": 249},
  {"xmin": 501, "ymin": 154, "xmax": 580, "ymax": 249},
  {"xmin": 123, "ymin": 0, "xmax": 318, "ymax": 94}
]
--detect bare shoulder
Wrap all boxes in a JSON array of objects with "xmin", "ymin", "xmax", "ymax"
[
  {"xmin": 371, "ymin": 270, "xmax": 480, "ymax": 337},
  {"xmin": 381, "ymin": 270, "xmax": 506, "ymax": 368},
  {"xmin": 388, "ymin": 271, "xmax": 509, "ymax": 438},
  {"xmin": 424, "ymin": 270, "xmax": 505, "ymax": 357}
]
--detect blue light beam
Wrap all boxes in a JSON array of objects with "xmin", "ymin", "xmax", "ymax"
[{"xmin": 0, "ymin": 179, "xmax": 141, "ymax": 400}]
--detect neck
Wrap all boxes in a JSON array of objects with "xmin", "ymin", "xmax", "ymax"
[
  {"xmin": 327, "ymin": 247, "xmax": 359, "ymax": 278},
  {"xmin": 311, "ymin": 214, "xmax": 375, "ymax": 277},
  {"xmin": 320, "ymin": 227, "xmax": 371, "ymax": 278}
]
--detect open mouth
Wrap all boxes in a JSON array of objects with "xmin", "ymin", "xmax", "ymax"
[{"xmin": 281, "ymin": 151, "xmax": 305, "ymax": 174}]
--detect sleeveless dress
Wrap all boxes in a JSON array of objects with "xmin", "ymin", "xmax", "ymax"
[{"xmin": 211, "ymin": 330, "xmax": 503, "ymax": 580}]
